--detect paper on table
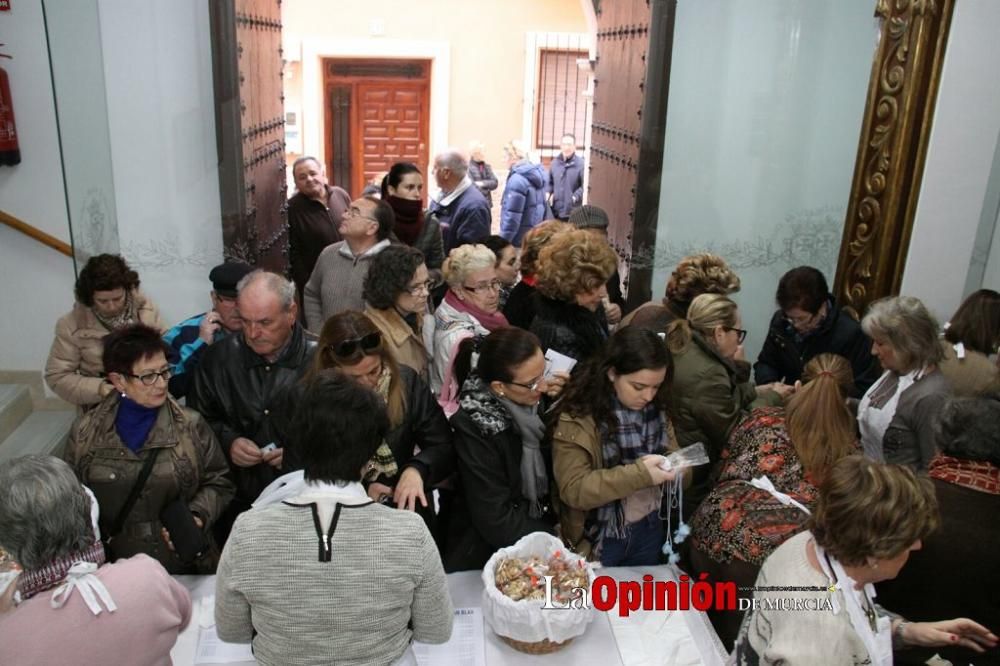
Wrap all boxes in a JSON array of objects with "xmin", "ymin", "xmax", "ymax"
[
  {"xmin": 544, "ymin": 349, "xmax": 577, "ymax": 379},
  {"xmin": 195, "ymin": 625, "xmax": 255, "ymax": 664},
  {"xmin": 608, "ymin": 608, "xmax": 702, "ymax": 666},
  {"xmin": 413, "ymin": 607, "xmax": 485, "ymax": 666}
]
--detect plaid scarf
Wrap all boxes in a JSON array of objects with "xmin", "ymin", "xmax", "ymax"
[
  {"xmin": 363, "ymin": 365, "xmax": 399, "ymax": 483},
  {"xmin": 93, "ymin": 290, "xmax": 138, "ymax": 332},
  {"xmin": 929, "ymin": 454, "xmax": 1000, "ymax": 495},
  {"xmin": 17, "ymin": 540, "xmax": 106, "ymax": 600},
  {"xmin": 587, "ymin": 400, "xmax": 665, "ymax": 552}
]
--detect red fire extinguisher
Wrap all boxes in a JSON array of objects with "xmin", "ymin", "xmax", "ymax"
[{"xmin": 0, "ymin": 45, "xmax": 20, "ymax": 166}]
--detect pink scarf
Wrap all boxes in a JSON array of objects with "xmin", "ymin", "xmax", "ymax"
[{"xmin": 443, "ymin": 289, "xmax": 509, "ymax": 331}]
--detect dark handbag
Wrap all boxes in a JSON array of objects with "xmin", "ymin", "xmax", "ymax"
[
  {"xmin": 160, "ymin": 498, "xmax": 210, "ymax": 564},
  {"xmin": 104, "ymin": 448, "xmax": 162, "ymax": 547}
]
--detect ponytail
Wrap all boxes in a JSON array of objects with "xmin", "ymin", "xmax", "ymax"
[{"xmin": 785, "ymin": 353, "xmax": 856, "ymax": 482}]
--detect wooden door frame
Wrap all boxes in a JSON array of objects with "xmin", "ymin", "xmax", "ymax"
[{"xmin": 322, "ymin": 58, "xmax": 431, "ymax": 197}]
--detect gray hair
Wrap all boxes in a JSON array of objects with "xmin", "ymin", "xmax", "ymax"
[
  {"xmin": 291, "ymin": 155, "xmax": 322, "ymax": 173},
  {"xmin": 237, "ymin": 269, "xmax": 296, "ymax": 311},
  {"xmin": 936, "ymin": 395, "xmax": 1000, "ymax": 466},
  {"xmin": 862, "ymin": 296, "xmax": 943, "ymax": 371},
  {"xmin": 441, "ymin": 244, "xmax": 496, "ymax": 288},
  {"xmin": 435, "ymin": 149, "xmax": 468, "ymax": 177},
  {"xmin": 0, "ymin": 456, "xmax": 94, "ymax": 570}
]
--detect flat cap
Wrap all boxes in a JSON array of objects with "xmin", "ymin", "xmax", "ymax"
[
  {"xmin": 568, "ymin": 204, "xmax": 609, "ymax": 230},
  {"xmin": 209, "ymin": 261, "xmax": 254, "ymax": 298}
]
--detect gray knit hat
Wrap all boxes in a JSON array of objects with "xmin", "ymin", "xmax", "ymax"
[{"xmin": 568, "ymin": 204, "xmax": 609, "ymax": 230}]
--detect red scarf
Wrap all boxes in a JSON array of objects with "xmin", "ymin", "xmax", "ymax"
[
  {"xmin": 387, "ymin": 195, "xmax": 425, "ymax": 246},
  {"xmin": 520, "ymin": 273, "xmax": 537, "ymax": 287},
  {"xmin": 444, "ymin": 289, "xmax": 509, "ymax": 331},
  {"xmin": 928, "ymin": 454, "xmax": 1000, "ymax": 495}
]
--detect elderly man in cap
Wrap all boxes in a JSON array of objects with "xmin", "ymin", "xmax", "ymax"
[
  {"xmin": 568, "ymin": 204, "xmax": 625, "ymax": 325},
  {"xmin": 163, "ymin": 261, "xmax": 254, "ymax": 399}
]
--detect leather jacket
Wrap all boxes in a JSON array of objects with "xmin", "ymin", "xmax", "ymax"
[{"xmin": 188, "ymin": 324, "xmax": 317, "ymax": 504}]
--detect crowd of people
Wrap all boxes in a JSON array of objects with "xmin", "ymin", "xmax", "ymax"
[{"xmin": 1, "ymin": 144, "xmax": 998, "ymax": 665}]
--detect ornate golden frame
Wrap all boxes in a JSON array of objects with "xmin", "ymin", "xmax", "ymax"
[{"xmin": 834, "ymin": 0, "xmax": 955, "ymax": 317}]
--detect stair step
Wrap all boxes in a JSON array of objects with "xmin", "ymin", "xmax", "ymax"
[
  {"xmin": 0, "ymin": 384, "xmax": 33, "ymax": 444},
  {"xmin": 0, "ymin": 410, "xmax": 77, "ymax": 463}
]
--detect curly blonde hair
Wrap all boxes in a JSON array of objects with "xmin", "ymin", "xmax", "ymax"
[
  {"xmin": 441, "ymin": 244, "xmax": 496, "ymax": 289},
  {"xmin": 665, "ymin": 253, "xmax": 740, "ymax": 315},
  {"xmin": 519, "ymin": 220, "xmax": 572, "ymax": 276},
  {"xmin": 535, "ymin": 229, "xmax": 617, "ymax": 302}
]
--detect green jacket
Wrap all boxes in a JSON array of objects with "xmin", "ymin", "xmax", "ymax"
[{"xmin": 670, "ymin": 332, "xmax": 781, "ymax": 508}]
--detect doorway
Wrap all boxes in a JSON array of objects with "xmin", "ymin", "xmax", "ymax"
[{"xmin": 323, "ymin": 58, "xmax": 431, "ymax": 197}]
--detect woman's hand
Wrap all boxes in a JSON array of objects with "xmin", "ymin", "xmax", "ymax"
[
  {"xmin": 367, "ymin": 482, "xmax": 394, "ymax": 504},
  {"xmin": 900, "ymin": 618, "xmax": 998, "ymax": 653},
  {"xmin": 759, "ymin": 382, "xmax": 795, "ymax": 400},
  {"xmin": 641, "ymin": 455, "xmax": 678, "ymax": 485},
  {"xmin": 545, "ymin": 371, "xmax": 570, "ymax": 399},
  {"xmin": 393, "ymin": 467, "xmax": 428, "ymax": 512},
  {"xmin": 161, "ymin": 515, "xmax": 204, "ymax": 552}
]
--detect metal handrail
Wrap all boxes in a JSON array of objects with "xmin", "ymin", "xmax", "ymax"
[{"xmin": 0, "ymin": 209, "xmax": 73, "ymax": 257}]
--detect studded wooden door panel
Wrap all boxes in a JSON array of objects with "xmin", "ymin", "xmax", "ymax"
[
  {"xmin": 357, "ymin": 83, "xmax": 428, "ymax": 197},
  {"xmin": 589, "ymin": 0, "xmax": 675, "ymax": 307},
  {"xmin": 209, "ymin": 0, "xmax": 288, "ymax": 273}
]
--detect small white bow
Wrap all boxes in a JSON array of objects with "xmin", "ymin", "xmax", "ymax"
[
  {"xmin": 50, "ymin": 561, "xmax": 117, "ymax": 616},
  {"xmin": 749, "ymin": 475, "xmax": 812, "ymax": 515}
]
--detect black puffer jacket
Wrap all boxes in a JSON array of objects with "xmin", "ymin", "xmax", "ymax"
[
  {"xmin": 530, "ymin": 294, "xmax": 609, "ymax": 365},
  {"xmin": 753, "ymin": 300, "xmax": 880, "ymax": 397},
  {"xmin": 188, "ymin": 324, "xmax": 317, "ymax": 505},
  {"xmin": 444, "ymin": 377, "xmax": 556, "ymax": 572}
]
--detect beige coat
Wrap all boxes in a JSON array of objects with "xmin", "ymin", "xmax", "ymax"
[
  {"xmin": 364, "ymin": 304, "xmax": 431, "ymax": 380},
  {"xmin": 939, "ymin": 340, "xmax": 1000, "ymax": 396},
  {"xmin": 552, "ymin": 412, "xmax": 682, "ymax": 559},
  {"xmin": 44, "ymin": 290, "xmax": 163, "ymax": 406}
]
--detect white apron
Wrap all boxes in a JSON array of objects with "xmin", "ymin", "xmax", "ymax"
[{"xmin": 857, "ymin": 369, "xmax": 919, "ymax": 462}]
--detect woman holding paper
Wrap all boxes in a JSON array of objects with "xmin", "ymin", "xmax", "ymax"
[
  {"xmin": 733, "ymin": 455, "xmax": 997, "ymax": 664},
  {"xmin": 551, "ymin": 326, "xmax": 681, "ymax": 565},
  {"xmin": 688, "ymin": 353, "xmax": 858, "ymax": 648}
]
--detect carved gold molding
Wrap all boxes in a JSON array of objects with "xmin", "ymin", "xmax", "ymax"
[{"xmin": 833, "ymin": 0, "xmax": 954, "ymax": 318}]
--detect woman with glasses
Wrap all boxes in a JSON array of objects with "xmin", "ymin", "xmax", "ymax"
[
  {"xmin": 45, "ymin": 253, "xmax": 164, "ymax": 408},
  {"xmin": 363, "ymin": 244, "xmax": 434, "ymax": 379},
  {"xmin": 530, "ymin": 228, "xmax": 618, "ymax": 365},
  {"xmin": 665, "ymin": 294, "xmax": 789, "ymax": 513},
  {"xmin": 63, "ymin": 324, "xmax": 234, "ymax": 573},
  {"xmin": 551, "ymin": 327, "xmax": 680, "ymax": 566},
  {"xmin": 432, "ymin": 244, "xmax": 510, "ymax": 409},
  {"xmin": 444, "ymin": 327, "xmax": 561, "ymax": 571},
  {"xmin": 284, "ymin": 312, "xmax": 453, "ymax": 530}
]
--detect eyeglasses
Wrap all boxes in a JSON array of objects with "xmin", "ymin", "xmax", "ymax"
[
  {"xmin": 345, "ymin": 206, "xmax": 378, "ymax": 224},
  {"xmin": 784, "ymin": 311, "xmax": 819, "ymax": 328},
  {"xmin": 125, "ymin": 369, "xmax": 172, "ymax": 386},
  {"xmin": 724, "ymin": 327, "xmax": 748, "ymax": 344},
  {"xmin": 463, "ymin": 280, "xmax": 503, "ymax": 294},
  {"xmin": 406, "ymin": 280, "xmax": 435, "ymax": 297},
  {"xmin": 333, "ymin": 331, "xmax": 382, "ymax": 358},
  {"xmin": 505, "ymin": 360, "xmax": 552, "ymax": 392}
]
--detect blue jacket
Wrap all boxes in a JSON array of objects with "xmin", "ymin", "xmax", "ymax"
[
  {"xmin": 546, "ymin": 153, "xmax": 585, "ymax": 219},
  {"xmin": 428, "ymin": 184, "xmax": 492, "ymax": 253},
  {"xmin": 163, "ymin": 312, "xmax": 230, "ymax": 399},
  {"xmin": 500, "ymin": 161, "xmax": 546, "ymax": 245}
]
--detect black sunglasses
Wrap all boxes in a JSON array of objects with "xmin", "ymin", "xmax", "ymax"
[{"xmin": 333, "ymin": 331, "xmax": 382, "ymax": 358}]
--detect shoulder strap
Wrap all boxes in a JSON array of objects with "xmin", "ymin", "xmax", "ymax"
[{"xmin": 106, "ymin": 448, "xmax": 162, "ymax": 542}]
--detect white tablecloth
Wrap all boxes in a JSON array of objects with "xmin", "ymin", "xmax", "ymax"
[{"xmin": 171, "ymin": 565, "xmax": 726, "ymax": 665}]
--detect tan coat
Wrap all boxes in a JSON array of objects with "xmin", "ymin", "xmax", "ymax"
[
  {"xmin": 63, "ymin": 393, "xmax": 234, "ymax": 573},
  {"xmin": 939, "ymin": 340, "xmax": 1000, "ymax": 397},
  {"xmin": 552, "ymin": 412, "xmax": 682, "ymax": 559},
  {"xmin": 45, "ymin": 290, "xmax": 164, "ymax": 406},
  {"xmin": 364, "ymin": 304, "xmax": 431, "ymax": 380}
]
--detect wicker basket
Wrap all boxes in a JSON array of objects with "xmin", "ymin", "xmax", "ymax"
[{"xmin": 498, "ymin": 634, "xmax": 574, "ymax": 655}]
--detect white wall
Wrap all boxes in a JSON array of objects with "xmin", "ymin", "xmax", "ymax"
[
  {"xmin": 0, "ymin": 0, "xmax": 223, "ymax": 374},
  {"xmin": 0, "ymin": 1, "xmax": 77, "ymax": 372},
  {"xmin": 901, "ymin": 0, "xmax": 1000, "ymax": 321}
]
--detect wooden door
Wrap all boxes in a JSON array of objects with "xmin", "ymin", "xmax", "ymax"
[
  {"xmin": 589, "ymin": 0, "xmax": 675, "ymax": 308},
  {"xmin": 324, "ymin": 60, "xmax": 430, "ymax": 197},
  {"xmin": 209, "ymin": 0, "xmax": 288, "ymax": 272}
]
